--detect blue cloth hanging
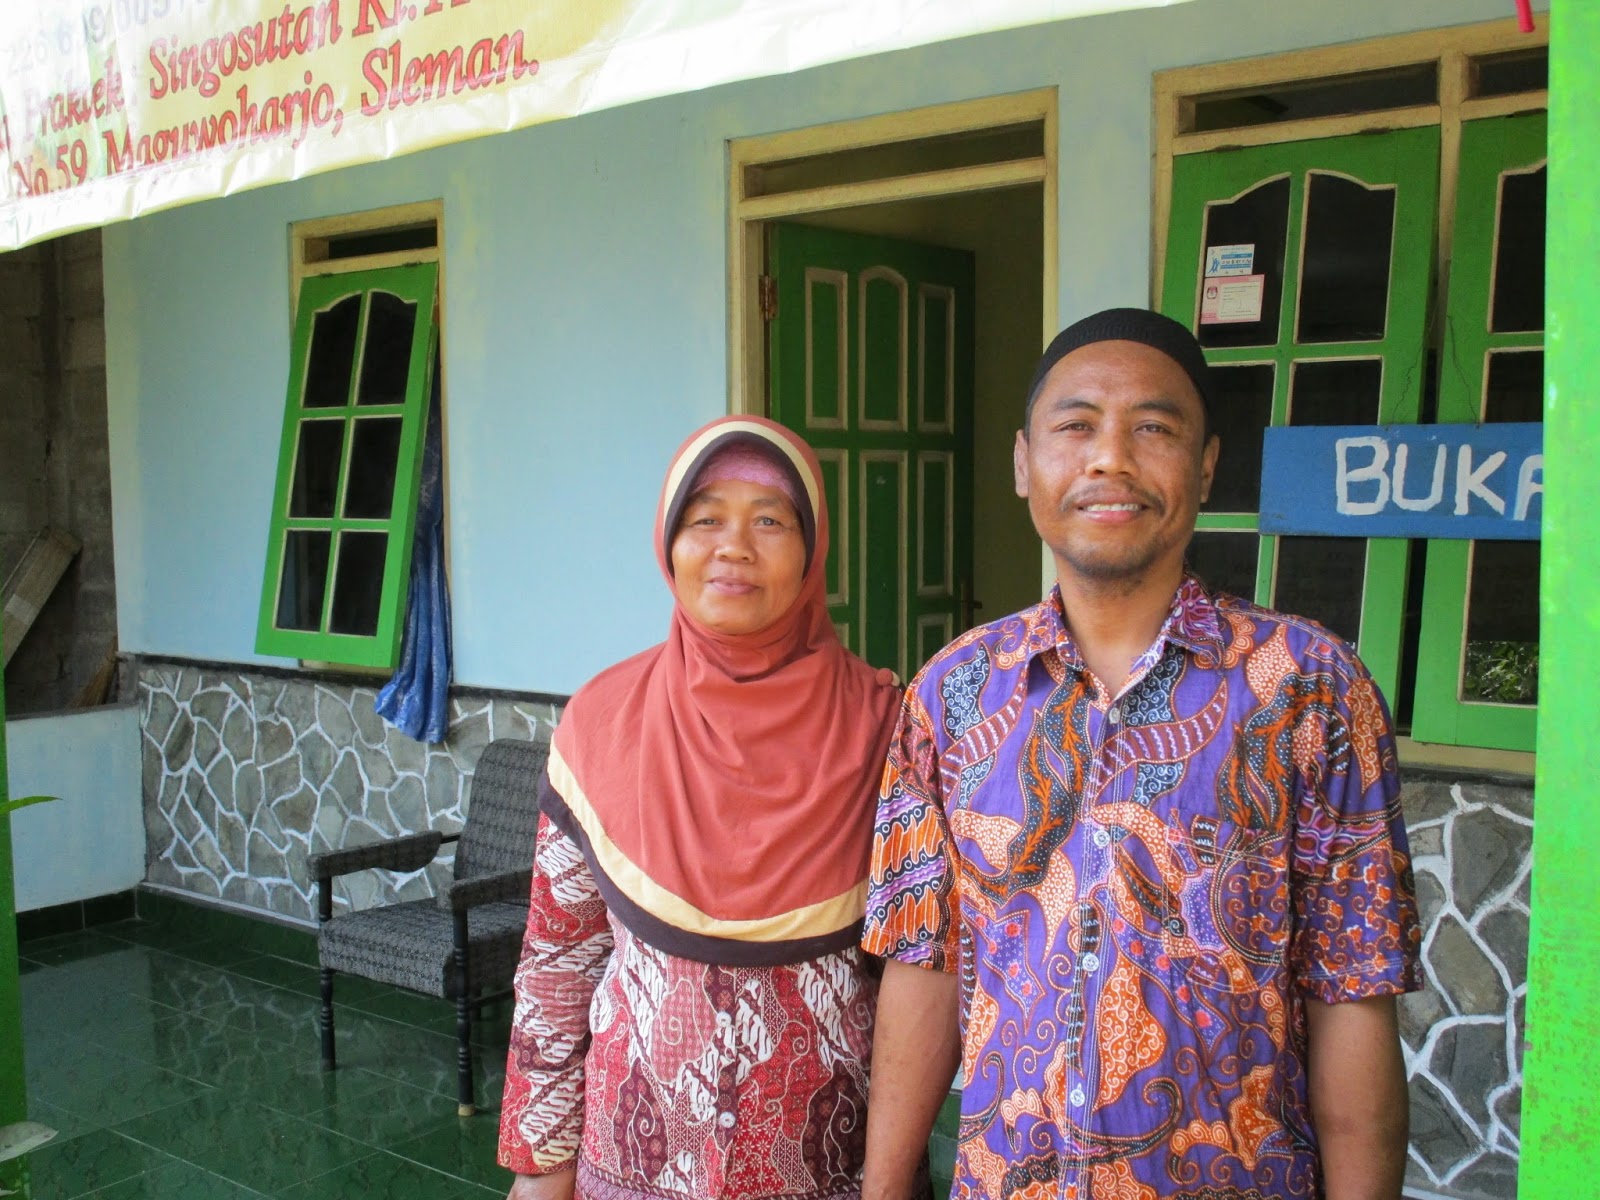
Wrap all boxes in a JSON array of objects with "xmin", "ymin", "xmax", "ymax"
[{"xmin": 376, "ymin": 358, "xmax": 452, "ymax": 742}]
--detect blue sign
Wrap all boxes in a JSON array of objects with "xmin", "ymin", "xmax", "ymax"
[{"xmin": 1259, "ymin": 423, "xmax": 1543, "ymax": 541}]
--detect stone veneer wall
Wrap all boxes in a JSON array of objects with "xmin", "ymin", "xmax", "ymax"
[
  {"xmin": 137, "ymin": 659, "xmax": 562, "ymax": 923},
  {"xmin": 1398, "ymin": 771, "xmax": 1530, "ymax": 1200},
  {"xmin": 137, "ymin": 660, "xmax": 1530, "ymax": 1200}
]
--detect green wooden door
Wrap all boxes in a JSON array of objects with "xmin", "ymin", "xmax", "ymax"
[
  {"xmin": 768, "ymin": 222, "xmax": 975, "ymax": 681},
  {"xmin": 1160, "ymin": 127, "xmax": 1440, "ymax": 704}
]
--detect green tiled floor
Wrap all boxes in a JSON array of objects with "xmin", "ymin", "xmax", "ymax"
[{"xmin": 13, "ymin": 918, "xmax": 514, "ymax": 1198}]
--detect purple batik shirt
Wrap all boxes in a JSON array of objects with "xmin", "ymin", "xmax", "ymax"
[{"xmin": 862, "ymin": 576, "xmax": 1422, "ymax": 1200}]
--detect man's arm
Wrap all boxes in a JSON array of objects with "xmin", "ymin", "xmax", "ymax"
[
  {"xmin": 1305, "ymin": 994, "xmax": 1409, "ymax": 1200},
  {"xmin": 862, "ymin": 960, "xmax": 961, "ymax": 1200}
]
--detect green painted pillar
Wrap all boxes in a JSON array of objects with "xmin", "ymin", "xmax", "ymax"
[
  {"xmin": 1521, "ymin": 3, "xmax": 1600, "ymax": 1193},
  {"xmin": 0, "ymin": 617, "xmax": 30, "ymax": 1195}
]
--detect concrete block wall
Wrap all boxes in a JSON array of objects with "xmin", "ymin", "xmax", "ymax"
[
  {"xmin": 0, "ymin": 244, "xmax": 49, "ymax": 590},
  {"xmin": 0, "ymin": 230, "xmax": 118, "ymax": 714}
]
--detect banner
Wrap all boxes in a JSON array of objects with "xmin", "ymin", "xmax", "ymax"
[
  {"xmin": 1260, "ymin": 423, "xmax": 1544, "ymax": 541},
  {"xmin": 0, "ymin": 0, "xmax": 1189, "ymax": 251}
]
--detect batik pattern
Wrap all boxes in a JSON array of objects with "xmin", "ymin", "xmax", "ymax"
[
  {"xmin": 862, "ymin": 578, "xmax": 1422, "ymax": 1200},
  {"xmin": 501, "ymin": 816, "xmax": 877, "ymax": 1199}
]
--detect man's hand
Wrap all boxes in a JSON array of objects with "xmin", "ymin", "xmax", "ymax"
[
  {"xmin": 862, "ymin": 960, "xmax": 961, "ymax": 1200},
  {"xmin": 1305, "ymin": 994, "xmax": 1409, "ymax": 1200},
  {"xmin": 507, "ymin": 1167, "xmax": 576, "ymax": 1200}
]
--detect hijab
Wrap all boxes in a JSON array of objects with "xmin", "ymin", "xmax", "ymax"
[{"xmin": 542, "ymin": 416, "xmax": 902, "ymax": 965}]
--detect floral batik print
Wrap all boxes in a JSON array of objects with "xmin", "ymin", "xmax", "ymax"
[
  {"xmin": 500, "ymin": 815, "xmax": 877, "ymax": 1199},
  {"xmin": 862, "ymin": 577, "xmax": 1422, "ymax": 1200}
]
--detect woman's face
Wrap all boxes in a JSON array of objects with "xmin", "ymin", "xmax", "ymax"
[{"xmin": 671, "ymin": 478, "xmax": 807, "ymax": 636}]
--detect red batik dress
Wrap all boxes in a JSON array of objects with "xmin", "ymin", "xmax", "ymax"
[{"xmin": 499, "ymin": 814, "xmax": 879, "ymax": 1200}]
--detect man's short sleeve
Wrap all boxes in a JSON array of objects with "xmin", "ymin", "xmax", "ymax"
[
  {"xmin": 1289, "ymin": 654, "xmax": 1424, "ymax": 1003},
  {"xmin": 861, "ymin": 688, "xmax": 960, "ymax": 972}
]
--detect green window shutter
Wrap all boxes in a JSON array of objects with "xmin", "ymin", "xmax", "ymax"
[
  {"xmin": 1412, "ymin": 112, "xmax": 1546, "ymax": 752},
  {"xmin": 255, "ymin": 263, "xmax": 439, "ymax": 669},
  {"xmin": 1160, "ymin": 127, "xmax": 1440, "ymax": 705}
]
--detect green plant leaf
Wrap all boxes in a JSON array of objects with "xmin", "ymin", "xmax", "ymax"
[
  {"xmin": 0, "ymin": 1120, "xmax": 57, "ymax": 1162},
  {"xmin": 0, "ymin": 796, "xmax": 58, "ymax": 817}
]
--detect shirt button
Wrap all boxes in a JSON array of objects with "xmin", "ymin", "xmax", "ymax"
[
  {"xmin": 1069, "ymin": 1086, "xmax": 1087, "ymax": 1107},
  {"xmin": 1081, "ymin": 952, "xmax": 1100, "ymax": 972},
  {"xmin": 717, "ymin": 1112, "xmax": 735, "ymax": 1128},
  {"xmin": 1107, "ymin": 704, "xmax": 1121, "ymax": 723},
  {"xmin": 1092, "ymin": 828, "xmax": 1111, "ymax": 849},
  {"xmin": 715, "ymin": 1013, "xmax": 731, "ymax": 1027}
]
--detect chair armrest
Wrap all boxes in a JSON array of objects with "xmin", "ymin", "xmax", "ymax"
[
  {"xmin": 435, "ymin": 868, "xmax": 533, "ymax": 912},
  {"xmin": 308, "ymin": 830, "xmax": 444, "ymax": 882}
]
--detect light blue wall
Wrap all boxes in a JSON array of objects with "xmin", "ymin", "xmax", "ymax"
[
  {"xmin": 103, "ymin": 0, "xmax": 1528, "ymax": 695},
  {"xmin": 6, "ymin": 704, "xmax": 143, "ymax": 911}
]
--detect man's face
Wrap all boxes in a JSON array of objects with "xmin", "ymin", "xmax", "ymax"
[{"xmin": 1015, "ymin": 339, "xmax": 1218, "ymax": 588}]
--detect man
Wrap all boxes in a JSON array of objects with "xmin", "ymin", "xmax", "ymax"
[{"xmin": 860, "ymin": 309, "xmax": 1420, "ymax": 1200}]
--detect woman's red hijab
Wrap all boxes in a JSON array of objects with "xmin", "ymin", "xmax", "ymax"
[{"xmin": 542, "ymin": 417, "xmax": 902, "ymax": 964}]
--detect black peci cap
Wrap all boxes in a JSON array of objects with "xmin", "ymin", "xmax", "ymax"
[{"xmin": 1025, "ymin": 307, "xmax": 1213, "ymax": 430}]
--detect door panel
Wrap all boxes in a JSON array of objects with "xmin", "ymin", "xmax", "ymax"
[
  {"xmin": 919, "ymin": 284, "xmax": 955, "ymax": 432},
  {"xmin": 814, "ymin": 448, "xmax": 848, "ymax": 605},
  {"xmin": 804, "ymin": 268, "xmax": 847, "ymax": 430},
  {"xmin": 861, "ymin": 451, "xmax": 908, "ymax": 674},
  {"xmin": 860, "ymin": 269, "xmax": 908, "ymax": 429},
  {"xmin": 770, "ymin": 221, "xmax": 975, "ymax": 680},
  {"xmin": 917, "ymin": 451, "xmax": 953, "ymax": 599}
]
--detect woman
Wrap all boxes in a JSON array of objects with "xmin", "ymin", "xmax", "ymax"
[{"xmin": 499, "ymin": 416, "xmax": 903, "ymax": 1200}]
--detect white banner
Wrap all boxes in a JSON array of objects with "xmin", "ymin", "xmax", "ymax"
[{"xmin": 0, "ymin": 0, "xmax": 1189, "ymax": 251}]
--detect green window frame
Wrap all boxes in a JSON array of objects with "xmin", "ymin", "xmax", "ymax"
[
  {"xmin": 1160, "ymin": 126, "xmax": 1441, "ymax": 704},
  {"xmin": 1412, "ymin": 112, "xmax": 1547, "ymax": 752},
  {"xmin": 255, "ymin": 262, "xmax": 439, "ymax": 668}
]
